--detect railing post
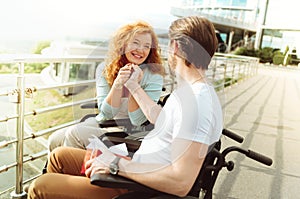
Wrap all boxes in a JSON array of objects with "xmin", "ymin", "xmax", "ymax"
[
  {"xmin": 231, "ymin": 62, "xmax": 235, "ymax": 85},
  {"xmin": 224, "ymin": 59, "xmax": 227, "ymax": 86},
  {"xmin": 212, "ymin": 59, "xmax": 216, "ymax": 82},
  {"xmin": 10, "ymin": 62, "xmax": 26, "ymax": 199}
]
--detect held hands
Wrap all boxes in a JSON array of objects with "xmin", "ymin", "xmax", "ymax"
[
  {"xmin": 113, "ymin": 64, "xmax": 143, "ymax": 90},
  {"xmin": 113, "ymin": 64, "xmax": 134, "ymax": 90},
  {"xmin": 124, "ymin": 65, "xmax": 143, "ymax": 93},
  {"xmin": 128, "ymin": 64, "xmax": 143, "ymax": 83}
]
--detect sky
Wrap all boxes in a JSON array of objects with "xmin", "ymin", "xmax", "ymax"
[
  {"xmin": 265, "ymin": 0, "xmax": 300, "ymax": 28},
  {"xmin": 0, "ymin": 0, "xmax": 179, "ymax": 46},
  {"xmin": 0, "ymin": 0, "xmax": 299, "ymax": 53}
]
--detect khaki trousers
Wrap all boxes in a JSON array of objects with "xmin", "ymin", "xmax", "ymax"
[{"xmin": 27, "ymin": 147, "xmax": 127, "ymax": 199}]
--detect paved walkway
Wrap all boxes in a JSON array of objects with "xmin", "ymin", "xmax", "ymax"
[{"xmin": 214, "ymin": 66, "xmax": 300, "ymax": 199}]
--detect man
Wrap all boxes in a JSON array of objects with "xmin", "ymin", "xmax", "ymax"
[{"xmin": 27, "ymin": 16, "xmax": 223, "ymax": 199}]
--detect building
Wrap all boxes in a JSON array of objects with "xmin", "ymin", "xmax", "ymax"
[{"xmin": 170, "ymin": 0, "xmax": 300, "ymax": 55}]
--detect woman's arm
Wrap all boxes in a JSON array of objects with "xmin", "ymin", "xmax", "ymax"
[
  {"xmin": 105, "ymin": 65, "xmax": 132, "ymax": 107},
  {"xmin": 95, "ymin": 63, "xmax": 132, "ymax": 121}
]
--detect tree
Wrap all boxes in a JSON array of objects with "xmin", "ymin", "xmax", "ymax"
[{"xmin": 32, "ymin": 41, "xmax": 51, "ymax": 54}]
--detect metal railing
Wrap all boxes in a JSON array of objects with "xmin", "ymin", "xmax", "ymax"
[{"xmin": 0, "ymin": 53, "xmax": 259, "ymax": 198}]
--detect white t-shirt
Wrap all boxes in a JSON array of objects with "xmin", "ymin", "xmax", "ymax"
[{"xmin": 132, "ymin": 82, "xmax": 223, "ymax": 165}]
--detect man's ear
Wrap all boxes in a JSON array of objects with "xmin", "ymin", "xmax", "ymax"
[
  {"xmin": 173, "ymin": 40, "xmax": 179, "ymax": 55},
  {"xmin": 169, "ymin": 40, "xmax": 178, "ymax": 55}
]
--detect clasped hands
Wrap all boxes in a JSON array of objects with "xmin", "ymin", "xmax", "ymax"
[{"xmin": 113, "ymin": 63, "xmax": 143, "ymax": 90}]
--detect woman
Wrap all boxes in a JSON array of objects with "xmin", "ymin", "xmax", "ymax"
[{"xmin": 48, "ymin": 20, "xmax": 165, "ymax": 151}]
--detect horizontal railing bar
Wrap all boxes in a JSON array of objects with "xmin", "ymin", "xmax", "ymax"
[
  {"xmin": 0, "ymin": 55, "xmax": 106, "ymax": 64},
  {"xmin": 214, "ymin": 53, "xmax": 259, "ymax": 60},
  {"xmin": 0, "ymin": 114, "xmax": 19, "ymax": 122},
  {"xmin": 0, "ymin": 162, "xmax": 17, "ymax": 174},
  {"xmin": 32, "ymin": 80, "xmax": 96, "ymax": 91},
  {"xmin": 24, "ymin": 150, "xmax": 48, "ymax": 162},
  {"xmin": 24, "ymin": 98, "xmax": 97, "ymax": 116},
  {"xmin": 0, "ymin": 150, "xmax": 47, "ymax": 175},
  {"xmin": 0, "ymin": 139, "xmax": 17, "ymax": 149},
  {"xmin": 23, "ymin": 174, "xmax": 40, "ymax": 186},
  {"xmin": 0, "ymin": 54, "xmax": 259, "ymax": 64},
  {"xmin": 0, "ymin": 92, "xmax": 8, "ymax": 97},
  {"xmin": 1, "ymin": 120, "xmax": 81, "ymax": 149},
  {"xmin": 24, "ymin": 120, "xmax": 80, "ymax": 141}
]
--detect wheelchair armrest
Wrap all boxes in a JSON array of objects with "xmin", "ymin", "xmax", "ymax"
[
  {"xmin": 99, "ymin": 118, "xmax": 153, "ymax": 132},
  {"xmin": 90, "ymin": 173, "xmax": 161, "ymax": 194},
  {"xmin": 104, "ymin": 136, "xmax": 141, "ymax": 152},
  {"xmin": 80, "ymin": 102, "xmax": 98, "ymax": 109},
  {"xmin": 98, "ymin": 118, "xmax": 132, "ymax": 128}
]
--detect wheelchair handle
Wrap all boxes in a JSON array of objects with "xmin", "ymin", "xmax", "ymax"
[
  {"xmin": 222, "ymin": 146, "xmax": 273, "ymax": 167},
  {"xmin": 222, "ymin": 129, "xmax": 244, "ymax": 143},
  {"xmin": 247, "ymin": 150, "xmax": 273, "ymax": 166}
]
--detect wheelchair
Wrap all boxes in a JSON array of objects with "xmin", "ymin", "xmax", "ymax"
[
  {"xmin": 79, "ymin": 93, "xmax": 272, "ymax": 199},
  {"xmin": 90, "ymin": 128, "xmax": 273, "ymax": 199}
]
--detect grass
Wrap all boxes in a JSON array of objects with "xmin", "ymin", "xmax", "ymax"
[{"xmin": 25, "ymin": 86, "xmax": 96, "ymax": 135}]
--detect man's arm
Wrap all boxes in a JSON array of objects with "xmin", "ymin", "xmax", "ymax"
[
  {"xmin": 125, "ymin": 66, "xmax": 163, "ymax": 124},
  {"xmin": 118, "ymin": 140, "xmax": 208, "ymax": 197}
]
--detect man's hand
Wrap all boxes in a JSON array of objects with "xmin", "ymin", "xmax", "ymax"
[
  {"xmin": 124, "ymin": 64, "xmax": 143, "ymax": 94},
  {"xmin": 85, "ymin": 149, "xmax": 116, "ymax": 178},
  {"xmin": 113, "ymin": 64, "xmax": 133, "ymax": 89},
  {"xmin": 127, "ymin": 64, "xmax": 143, "ymax": 83}
]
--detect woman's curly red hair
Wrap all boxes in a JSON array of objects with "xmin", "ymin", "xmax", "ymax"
[{"xmin": 103, "ymin": 21, "xmax": 164, "ymax": 87}]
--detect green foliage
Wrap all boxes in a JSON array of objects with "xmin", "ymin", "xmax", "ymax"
[
  {"xmin": 257, "ymin": 47, "xmax": 273, "ymax": 63},
  {"xmin": 25, "ymin": 63, "xmax": 49, "ymax": 73},
  {"xmin": 0, "ymin": 63, "xmax": 19, "ymax": 73},
  {"xmin": 233, "ymin": 47, "xmax": 258, "ymax": 57},
  {"xmin": 273, "ymin": 54, "xmax": 284, "ymax": 65},
  {"xmin": 0, "ymin": 63, "xmax": 48, "ymax": 74},
  {"xmin": 26, "ymin": 86, "xmax": 95, "ymax": 132},
  {"xmin": 232, "ymin": 46, "xmax": 289, "ymax": 64},
  {"xmin": 32, "ymin": 40, "xmax": 51, "ymax": 54}
]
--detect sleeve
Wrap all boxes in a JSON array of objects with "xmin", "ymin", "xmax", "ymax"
[
  {"xmin": 173, "ymin": 87, "xmax": 214, "ymax": 145},
  {"xmin": 128, "ymin": 72, "xmax": 163, "ymax": 126},
  {"xmin": 95, "ymin": 62, "xmax": 121, "ymax": 122}
]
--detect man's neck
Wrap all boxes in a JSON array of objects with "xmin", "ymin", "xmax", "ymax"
[{"xmin": 175, "ymin": 63, "xmax": 205, "ymax": 86}]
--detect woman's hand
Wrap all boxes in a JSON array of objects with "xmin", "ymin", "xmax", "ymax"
[
  {"xmin": 124, "ymin": 64, "xmax": 143, "ymax": 94},
  {"xmin": 128, "ymin": 64, "xmax": 143, "ymax": 83},
  {"xmin": 113, "ymin": 64, "xmax": 133, "ymax": 89}
]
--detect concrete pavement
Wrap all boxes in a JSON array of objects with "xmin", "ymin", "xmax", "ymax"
[{"xmin": 214, "ymin": 66, "xmax": 300, "ymax": 199}]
